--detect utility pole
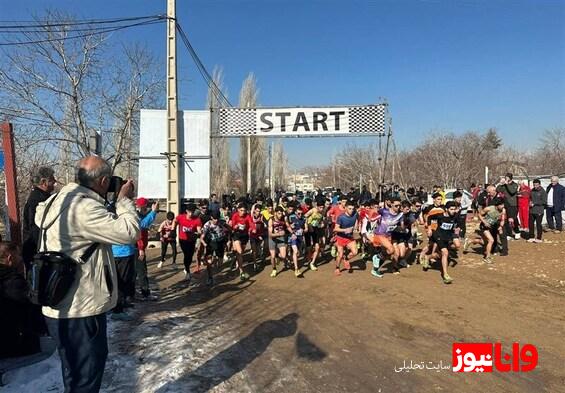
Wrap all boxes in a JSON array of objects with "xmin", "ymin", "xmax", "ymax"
[
  {"xmin": 166, "ymin": 0, "xmax": 181, "ymax": 213},
  {"xmin": 268, "ymin": 142, "xmax": 273, "ymax": 200}
]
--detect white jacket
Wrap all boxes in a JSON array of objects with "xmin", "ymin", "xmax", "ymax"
[{"xmin": 34, "ymin": 183, "xmax": 140, "ymax": 319}]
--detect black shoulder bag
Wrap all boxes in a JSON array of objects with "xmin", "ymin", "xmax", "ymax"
[{"xmin": 28, "ymin": 194, "xmax": 99, "ymax": 308}]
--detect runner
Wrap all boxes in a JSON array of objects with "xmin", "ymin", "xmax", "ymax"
[
  {"xmin": 426, "ymin": 201, "xmax": 460, "ymax": 284},
  {"xmin": 464, "ymin": 197, "xmax": 505, "ymax": 264},
  {"xmin": 195, "ymin": 202, "xmax": 211, "ymax": 274},
  {"xmin": 370, "ymin": 197, "xmax": 404, "ymax": 277},
  {"xmin": 419, "ymin": 192, "xmax": 445, "ymax": 270},
  {"xmin": 157, "ymin": 212, "xmax": 177, "ymax": 269},
  {"xmin": 333, "ymin": 200, "xmax": 359, "ymax": 276},
  {"xmin": 268, "ymin": 206, "xmax": 288, "ymax": 277},
  {"xmin": 229, "ymin": 202, "xmax": 253, "ymax": 281},
  {"xmin": 176, "ymin": 203, "xmax": 202, "ymax": 282},
  {"xmin": 250, "ymin": 203, "xmax": 266, "ymax": 271},
  {"xmin": 200, "ymin": 211, "xmax": 229, "ymax": 286},
  {"xmin": 287, "ymin": 208, "xmax": 307, "ymax": 277},
  {"xmin": 327, "ymin": 195, "xmax": 347, "ymax": 258},
  {"xmin": 305, "ymin": 200, "xmax": 326, "ymax": 271},
  {"xmin": 392, "ymin": 200, "xmax": 417, "ymax": 268}
]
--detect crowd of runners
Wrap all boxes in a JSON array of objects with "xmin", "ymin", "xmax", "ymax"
[{"xmin": 149, "ymin": 173, "xmax": 564, "ymax": 288}]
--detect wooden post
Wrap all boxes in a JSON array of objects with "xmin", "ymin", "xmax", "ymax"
[{"xmin": 1, "ymin": 122, "xmax": 21, "ymax": 245}]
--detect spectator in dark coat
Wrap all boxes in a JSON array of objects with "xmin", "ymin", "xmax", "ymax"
[
  {"xmin": 22, "ymin": 166, "xmax": 56, "ymax": 267},
  {"xmin": 0, "ymin": 242, "xmax": 40, "ymax": 358},
  {"xmin": 545, "ymin": 176, "xmax": 565, "ymax": 232},
  {"xmin": 528, "ymin": 179, "xmax": 547, "ymax": 242}
]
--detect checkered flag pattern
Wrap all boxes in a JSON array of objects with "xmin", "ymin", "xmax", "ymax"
[
  {"xmin": 348, "ymin": 105, "xmax": 387, "ymax": 135},
  {"xmin": 217, "ymin": 108, "xmax": 256, "ymax": 136}
]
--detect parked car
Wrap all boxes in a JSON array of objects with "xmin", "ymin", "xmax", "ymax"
[{"xmin": 426, "ymin": 189, "xmax": 473, "ymax": 205}]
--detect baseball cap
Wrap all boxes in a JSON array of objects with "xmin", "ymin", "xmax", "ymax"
[{"xmin": 136, "ymin": 197, "xmax": 149, "ymax": 208}]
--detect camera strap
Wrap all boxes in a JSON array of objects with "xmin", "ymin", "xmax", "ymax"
[{"xmin": 37, "ymin": 193, "xmax": 99, "ymax": 262}]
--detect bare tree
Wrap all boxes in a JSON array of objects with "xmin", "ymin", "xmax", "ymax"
[
  {"xmin": 272, "ymin": 140, "xmax": 287, "ymax": 191},
  {"xmin": 0, "ymin": 11, "xmax": 163, "ymax": 184},
  {"xmin": 207, "ymin": 67, "xmax": 230, "ymax": 196},
  {"xmin": 238, "ymin": 73, "xmax": 266, "ymax": 194}
]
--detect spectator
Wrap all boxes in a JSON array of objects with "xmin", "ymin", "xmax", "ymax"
[
  {"xmin": 208, "ymin": 193, "xmax": 221, "ymax": 216},
  {"xmin": 497, "ymin": 173, "xmax": 520, "ymax": 239},
  {"xmin": 528, "ymin": 179, "xmax": 547, "ymax": 243},
  {"xmin": 35, "ymin": 156, "xmax": 139, "ymax": 393},
  {"xmin": 416, "ymin": 186, "xmax": 428, "ymax": 204},
  {"xmin": 0, "ymin": 241, "xmax": 40, "ymax": 358},
  {"xmin": 22, "ymin": 166, "xmax": 56, "ymax": 268},
  {"xmin": 545, "ymin": 176, "xmax": 565, "ymax": 233},
  {"xmin": 360, "ymin": 185, "xmax": 372, "ymax": 204},
  {"xmin": 517, "ymin": 181, "xmax": 531, "ymax": 231},
  {"xmin": 135, "ymin": 197, "xmax": 158, "ymax": 300}
]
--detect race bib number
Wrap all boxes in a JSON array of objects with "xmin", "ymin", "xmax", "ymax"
[
  {"xmin": 440, "ymin": 223, "xmax": 454, "ymax": 230},
  {"xmin": 295, "ymin": 229, "xmax": 303, "ymax": 236},
  {"xmin": 237, "ymin": 224, "xmax": 246, "ymax": 231}
]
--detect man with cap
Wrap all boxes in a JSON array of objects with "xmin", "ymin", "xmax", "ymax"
[{"xmin": 528, "ymin": 179, "xmax": 547, "ymax": 243}]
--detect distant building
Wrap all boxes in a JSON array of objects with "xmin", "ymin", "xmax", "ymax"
[{"xmin": 286, "ymin": 173, "xmax": 319, "ymax": 193}]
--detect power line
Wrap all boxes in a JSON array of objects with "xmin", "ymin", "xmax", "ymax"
[
  {"xmin": 175, "ymin": 22, "xmax": 232, "ymax": 108},
  {"xmin": 0, "ymin": 17, "xmax": 166, "ymax": 46},
  {"xmin": 0, "ymin": 15, "xmax": 165, "ymax": 29}
]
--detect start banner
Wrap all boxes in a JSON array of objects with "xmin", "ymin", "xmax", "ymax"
[{"xmin": 215, "ymin": 104, "xmax": 387, "ymax": 137}]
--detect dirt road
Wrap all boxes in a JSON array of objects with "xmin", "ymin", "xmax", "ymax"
[{"xmin": 105, "ymin": 231, "xmax": 565, "ymax": 393}]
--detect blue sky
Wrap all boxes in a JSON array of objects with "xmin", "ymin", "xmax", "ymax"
[{"xmin": 2, "ymin": 0, "xmax": 564, "ymax": 168}]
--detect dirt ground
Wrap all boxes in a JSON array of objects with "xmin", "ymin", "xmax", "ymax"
[{"xmin": 107, "ymin": 224, "xmax": 565, "ymax": 393}]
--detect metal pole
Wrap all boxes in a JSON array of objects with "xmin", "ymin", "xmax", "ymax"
[
  {"xmin": 268, "ymin": 142, "xmax": 273, "ymax": 200},
  {"xmin": 246, "ymin": 136, "xmax": 251, "ymax": 194},
  {"xmin": 166, "ymin": 0, "xmax": 181, "ymax": 214}
]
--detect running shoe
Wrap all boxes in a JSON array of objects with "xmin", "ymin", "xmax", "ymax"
[
  {"xmin": 442, "ymin": 273, "xmax": 453, "ymax": 284},
  {"xmin": 240, "ymin": 272, "xmax": 250, "ymax": 281},
  {"xmin": 398, "ymin": 259, "xmax": 407, "ymax": 268},
  {"xmin": 171, "ymin": 262, "xmax": 178, "ymax": 269},
  {"xmin": 331, "ymin": 245, "xmax": 337, "ymax": 258},
  {"xmin": 334, "ymin": 268, "xmax": 342, "ymax": 276},
  {"xmin": 253, "ymin": 263, "xmax": 259, "ymax": 272},
  {"xmin": 157, "ymin": 261, "xmax": 164, "ymax": 269},
  {"xmin": 372, "ymin": 255, "xmax": 381, "ymax": 270},
  {"xmin": 309, "ymin": 262, "xmax": 318, "ymax": 271},
  {"xmin": 295, "ymin": 269, "xmax": 302, "ymax": 277},
  {"xmin": 483, "ymin": 256, "xmax": 494, "ymax": 264},
  {"xmin": 392, "ymin": 266, "xmax": 401, "ymax": 275},
  {"xmin": 270, "ymin": 269, "xmax": 277, "ymax": 278},
  {"xmin": 527, "ymin": 238, "xmax": 535, "ymax": 243},
  {"xmin": 534, "ymin": 239, "xmax": 543, "ymax": 243},
  {"xmin": 421, "ymin": 255, "xmax": 429, "ymax": 271},
  {"xmin": 183, "ymin": 269, "xmax": 192, "ymax": 281},
  {"xmin": 514, "ymin": 233, "xmax": 521, "ymax": 240},
  {"xmin": 344, "ymin": 260, "xmax": 351, "ymax": 271},
  {"xmin": 371, "ymin": 268, "xmax": 383, "ymax": 278}
]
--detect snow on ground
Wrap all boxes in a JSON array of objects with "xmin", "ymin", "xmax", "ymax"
[{"xmin": 2, "ymin": 300, "xmax": 254, "ymax": 393}]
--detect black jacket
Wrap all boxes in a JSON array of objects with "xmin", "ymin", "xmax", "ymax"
[
  {"xmin": 0, "ymin": 264, "xmax": 38, "ymax": 359},
  {"xmin": 546, "ymin": 183, "xmax": 565, "ymax": 210},
  {"xmin": 22, "ymin": 187, "xmax": 52, "ymax": 262}
]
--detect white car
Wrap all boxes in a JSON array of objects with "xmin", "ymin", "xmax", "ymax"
[{"xmin": 426, "ymin": 189, "xmax": 473, "ymax": 206}]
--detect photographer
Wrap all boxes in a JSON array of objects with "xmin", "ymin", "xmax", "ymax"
[{"xmin": 34, "ymin": 156, "xmax": 140, "ymax": 393}]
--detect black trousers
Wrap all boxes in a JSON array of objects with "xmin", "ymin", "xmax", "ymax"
[
  {"xmin": 457, "ymin": 214, "xmax": 467, "ymax": 238},
  {"xmin": 505, "ymin": 205, "xmax": 520, "ymax": 234},
  {"xmin": 492, "ymin": 225, "xmax": 509, "ymax": 254},
  {"xmin": 161, "ymin": 240, "xmax": 177, "ymax": 263},
  {"xmin": 545, "ymin": 206, "xmax": 563, "ymax": 231},
  {"xmin": 114, "ymin": 255, "xmax": 136, "ymax": 312},
  {"xmin": 529, "ymin": 213, "xmax": 543, "ymax": 240},
  {"xmin": 179, "ymin": 239, "xmax": 197, "ymax": 272},
  {"xmin": 46, "ymin": 314, "xmax": 108, "ymax": 393}
]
